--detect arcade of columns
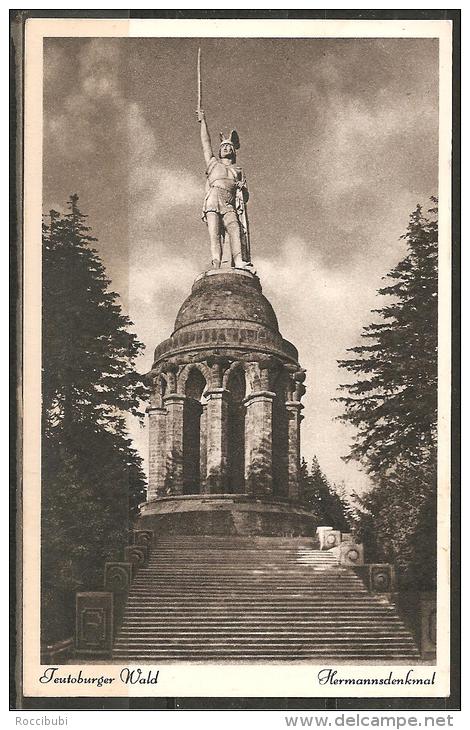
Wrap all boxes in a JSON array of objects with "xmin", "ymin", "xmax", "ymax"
[{"xmin": 147, "ymin": 354, "xmax": 306, "ymax": 503}]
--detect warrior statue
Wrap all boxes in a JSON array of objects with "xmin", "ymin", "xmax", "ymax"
[{"xmin": 196, "ymin": 50, "xmax": 253, "ymax": 271}]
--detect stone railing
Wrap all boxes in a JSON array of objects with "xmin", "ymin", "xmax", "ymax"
[
  {"xmin": 74, "ymin": 529, "xmax": 154, "ymax": 659},
  {"xmin": 315, "ymin": 525, "xmax": 436, "ymax": 659}
]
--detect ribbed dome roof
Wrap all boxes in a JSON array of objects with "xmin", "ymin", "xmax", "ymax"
[{"xmin": 173, "ymin": 270, "xmax": 279, "ymax": 334}]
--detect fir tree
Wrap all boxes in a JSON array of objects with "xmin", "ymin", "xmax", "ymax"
[
  {"xmin": 41, "ymin": 196, "xmax": 149, "ymax": 643},
  {"xmin": 336, "ymin": 199, "xmax": 438, "ymax": 588},
  {"xmin": 301, "ymin": 455, "xmax": 350, "ymax": 532},
  {"xmin": 336, "ymin": 199, "xmax": 438, "ymax": 478}
]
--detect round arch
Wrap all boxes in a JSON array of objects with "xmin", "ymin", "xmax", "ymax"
[
  {"xmin": 222, "ymin": 360, "xmax": 254, "ymax": 394},
  {"xmin": 182, "ymin": 366, "xmax": 209, "ymax": 495},
  {"xmin": 178, "ymin": 362, "xmax": 212, "ymax": 394}
]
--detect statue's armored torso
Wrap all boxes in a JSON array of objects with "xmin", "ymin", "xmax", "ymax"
[
  {"xmin": 203, "ymin": 157, "xmax": 245, "ymax": 218},
  {"xmin": 206, "ymin": 157, "xmax": 243, "ymax": 188}
]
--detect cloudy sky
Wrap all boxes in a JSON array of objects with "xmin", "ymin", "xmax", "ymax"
[{"xmin": 43, "ymin": 36, "xmax": 438, "ymax": 495}]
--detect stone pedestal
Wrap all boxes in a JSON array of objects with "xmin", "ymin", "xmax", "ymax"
[
  {"xmin": 137, "ymin": 494, "xmax": 317, "ymax": 537},
  {"xmin": 147, "ymin": 406, "xmax": 167, "ymax": 500},
  {"xmin": 244, "ymin": 390, "xmax": 275, "ymax": 498},
  {"xmin": 205, "ymin": 389, "xmax": 229, "ymax": 492},
  {"xmin": 75, "ymin": 592, "xmax": 114, "ymax": 657},
  {"xmin": 285, "ymin": 400, "xmax": 303, "ymax": 500},
  {"xmin": 164, "ymin": 394, "xmax": 186, "ymax": 495}
]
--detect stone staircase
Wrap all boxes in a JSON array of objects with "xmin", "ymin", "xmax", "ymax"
[{"xmin": 112, "ymin": 536, "xmax": 420, "ymax": 662}]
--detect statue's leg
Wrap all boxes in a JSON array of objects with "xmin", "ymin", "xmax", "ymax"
[
  {"xmin": 224, "ymin": 213, "xmax": 244, "ymax": 268},
  {"xmin": 206, "ymin": 212, "xmax": 222, "ymax": 268}
]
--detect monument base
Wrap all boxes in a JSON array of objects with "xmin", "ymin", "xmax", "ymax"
[{"xmin": 136, "ymin": 494, "xmax": 317, "ymax": 538}]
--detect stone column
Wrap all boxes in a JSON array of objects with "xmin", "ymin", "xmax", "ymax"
[
  {"xmin": 147, "ymin": 405, "xmax": 167, "ymax": 501},
  {"xmin": 244, "ymin": 390, "xmax": 275, "ymax": 498},
  {"xmin": 163, "ymin": 394, "xmax": 186, "ymax": 495},
  {"xmin": 204, "ymin": 388, "xmax": 229, "ymax": 493},
  {"xmin": 199, "ymin": 402, "xmax": 208, "ymax": 492},
  {"xmin": 285, "ymin": 400, "xmax": 304, "ymax": 501}
]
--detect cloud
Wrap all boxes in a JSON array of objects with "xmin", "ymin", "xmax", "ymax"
[
  {"xmin": 45, "ymin": 41, "xmax": 199, "ymax": 216},
  {"xmin": 79, "ymin": 40, "xmax": 120, "ymax": 99},
  {"xmin": 292, "ymin": 43, "xmax": 438, "ymax": 211},
  {"xmin": 256, "ymin": 235, "xmax": 396, "ymax": 495},
  {"xmin": 127, "ymin": 103, "xmax": 201, "ymax": 225}
]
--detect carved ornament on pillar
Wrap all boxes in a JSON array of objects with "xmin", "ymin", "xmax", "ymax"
[
  {"xmin": 161, "ymin": 362, "xmax": 179, "ymax": 393},
  {"xmin": 257, "ymin": 355, "xmax": 278, "ymax": 391},
  {"xmin": 293, "ymin": 368, "xmax": 307, "ymax": 402},
  {"xmin": 75, "ymin": 592, "xmax": 113, "ymax": 656},
  {"xmin": 206, "ymin": 355, "xmax": 230, "ymax": 390}
]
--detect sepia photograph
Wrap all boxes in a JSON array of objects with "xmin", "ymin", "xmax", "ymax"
[{"xmin": 15, "ymin": 13, "xmax": 457, "ymax": 705}]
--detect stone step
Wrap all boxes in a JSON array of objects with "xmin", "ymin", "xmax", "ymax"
[
  {"xmin": 147, "ymin": 561, "xmax": 339, "ymax": 565},
  {"xmin": 121, "ymin": 603, "xmax": 395, "ymax": 620},
  {"xmin": 153, "ymin": 539, "xmax": 317, "ymax": 546},
  {"xmin": 114, "ymin": 644, "xmax": 419, "ymax": 661},
  {"xmin": 120, "ymin": 617, "xmax": 403, "ymax": 624},
  {"xmin": 116, "ymin": 635, "xmax": 413, "ymax": 650},
  {"xmin": 132, "ymin": 580, "xmax": 355, "ymax": 586},
  {"xmin": 149, "ymin": 549, "xmax": 333, "ymax": 555},
  {"xmin": 145, "ymin": 560, "xmax": 340, "ymax": 566},
  {"xmin": 129, "ymin": 584, "xmax": 365, "ymax": 591},
  {"xmin": 127, "ymin": 585, "xmax": 368, "ymax": 592},
  {"xmin": 148, "ymin": 561, "xmax": 337, "ymax": 564},
  {"xmin": 151, "ymin": 548, "xmax": 323, "ymax": 552},
  {"xmin": 133, "ymin": 569, "xmax": 364, "ymax": 585},
  {"xmin": 141, "ymin": 562, "xmax": 343, "ymax": 568},
  {"xmin": 149, "ymin": 551, "xmax": 336, "ymax": 556},
  {"xmin": 127, "ymin": 592, "xmax": 367, "ymax": 597},
  {"xmin": 113, "ymin": 537, "xmax": 418, "ymax": 662},
  {"xmin": 122, "ymin": 598, "xmax": 391, "ymax": 606},
  {"xmin": 138, "ymin": 560, "xmax": 354, "ymax": 573},
  {"xmin": 119, "ymin": 628, "xmax": 409, "ymax": 636},
  {"xmin": 133, "ymin": 569, "xmax": 363, "ymax": 585}
]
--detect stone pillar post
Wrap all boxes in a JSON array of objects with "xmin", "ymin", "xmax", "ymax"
[
  {"xmin": 204, "ymin": 388, "xmax": 229, "ymax": 493},
  {"xmin": 147, "ymin": 405, "xmax": 167, "ymax": 501},
  {"xmin": 199, "ymin": 402, "xmax": 208, "ymax": 492},
  {"xmin": 244, "ymin": 390, "xmax": 275, "ymax": 498},
  {"xmin": 163, "ymin": 394, "xmax": 186, "ymax": 495},
  {"xmin": 285, "ymin": 400, "xmax": 304, "ymax": 501}
]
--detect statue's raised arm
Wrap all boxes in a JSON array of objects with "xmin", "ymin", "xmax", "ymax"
[{"xmin": 197, "ymin": 109, "xmax": 214, "ymax": 167}]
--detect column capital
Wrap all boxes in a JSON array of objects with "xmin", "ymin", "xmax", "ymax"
[
  {"xmin": 163, "ymin": 393, "xmax": 186, "ymax": 406},
  {"xmin": 285, "ymin": 400, "xmax": 305, "ymax": 411},
  {"xmin": 243, "ymin": 390, "xmax": 276, "ymax": 407},
  {"xmin": 205, "ymin": 388, "xmax": 230, "ymax": 400},
  {"xmin": 146, "ymin": 405, "xmax": 167, "ymax": 414}
]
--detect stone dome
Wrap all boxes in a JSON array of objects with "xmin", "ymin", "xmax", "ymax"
[
  {"xmin": 174, "ymin": 269, "xmax": 279, "ymax": 334},
  {"xmin": 152, "ymin": 268, "xmax": 298, "ymax": 367}
]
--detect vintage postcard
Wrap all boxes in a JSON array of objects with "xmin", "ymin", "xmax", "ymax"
[{"xmin": 15, "ymin": 13, "xmax": 457, "ymax": 705}]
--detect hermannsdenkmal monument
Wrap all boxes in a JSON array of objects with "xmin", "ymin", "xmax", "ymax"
[
  {"xmin": 137, "ymin": 97, "xmax": 311, "ymax": 536},
  {"xmin": 79, "ymin": 53, "xmax": 426, "ymax": 662}
]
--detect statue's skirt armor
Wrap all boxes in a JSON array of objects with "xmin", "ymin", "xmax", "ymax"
[{"xmin": 202, "ymin": 184, "xmax": 237, "ymax": 220}]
